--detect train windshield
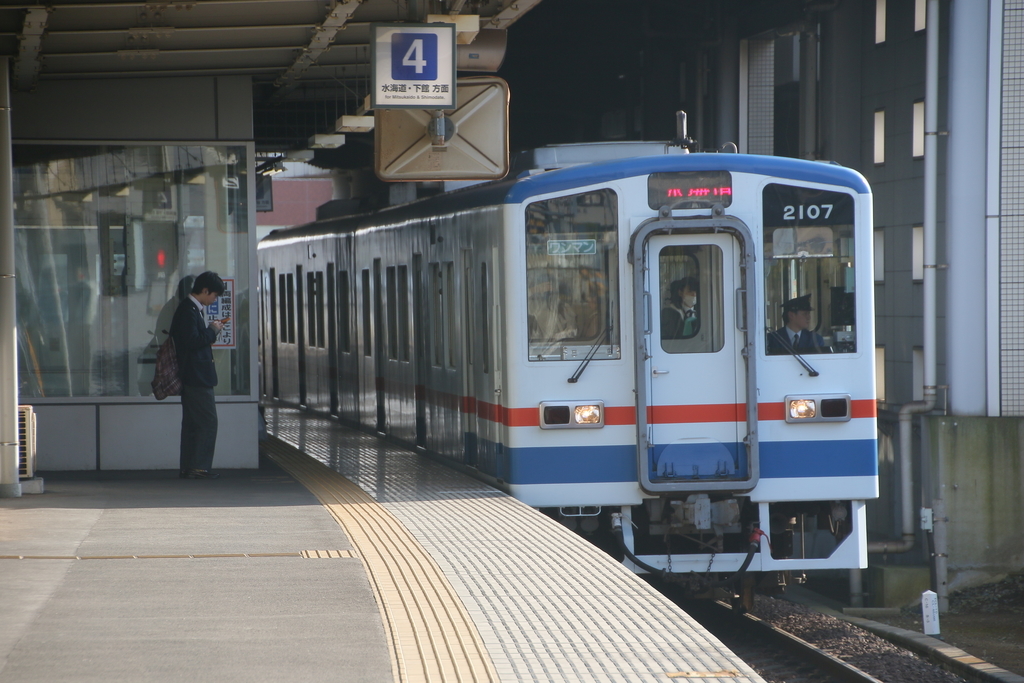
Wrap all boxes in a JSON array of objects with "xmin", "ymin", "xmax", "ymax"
[
  {"xmin": 525, "ymin": 189, "xmax": 621, "ymax": 361},
  {"xmin": 762, "ymin": 184, "xmax": 857, "ymax": 354}
]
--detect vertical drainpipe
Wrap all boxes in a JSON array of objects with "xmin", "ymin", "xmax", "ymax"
[
  {"xmin": 0, "ymin": 57, "xmax": 21, "ymax": 498},
  {"xmin": 920, "ymin": 0, "xmax": 943, "ymax": 607}
]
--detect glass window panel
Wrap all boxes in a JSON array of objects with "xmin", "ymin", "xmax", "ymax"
[
  {"xmin": 386, "ymin": 265, "xmax": 398, "ymax": 360},
  {"xmin": 446, "ymin": 261, "xmax": 456, "ymax": 368},
  {"xmin": 481, "ymin": 263, "xmax": 490, "ymax": 374},
  {"xmin": 913, "ymin": 226, "xmax": 924, "ymax": 280},
  {"xmin": 338, "ymin": 270, "xmax": 350, "ymax": 353},
  {"xmin": 306, "ymin": 271, "xmax": 317, "ymax": 348},
  {"xmin": 296, "ymin": 265, "xmax": 305, "ymax": 348},
  {"xmin": 525, "ymin": 189, "xmax": 620, "ymax": 361},
  {"xmin": 278, "ymin": 273, "xmax": 288, "ymax": 343},
  {"xmin": 361, "ymin": 269, "xmax": 371, "ymax": 357},
  {"xmin": 874, "ymin": 110, "xmax": 886, "ymax": 164},
  {"xmin": 286, "ymin": 273, "xmax": 295, "ymax": 343},
  {"xmin": 397, "ymin": 265, "xmax": 409, "ymax": 362},
  {"xmin": 315, "ymin": 271, "xmax": 325, "ymax": 348},
  {"xmin": 875, "ymin": 0, "xmax": 886, "ymax": 43},
  {"xmin": 874, "ymin": 229, "xmax": 885, "ymax": 282},
  {"xmin": 658, "ymin": 245, "xmax": 724, "ymax": 354},
  {"xmin": 876, "ymin": 346, "xmax": 886, "ymax": 401},
  {"xmin": 763, "ymin": 184, "xmax": 858, "ymax": 354},
  {"xmin": 913, "ymin": 101, "xmax": 925, "ymax": 159},
  {"xmin": 13, "ymin": 143, "xmax": 250, "ymax": 398},
  {"xmin": 431, "ymin": 263, "xmax": 443, "ymax": 367}
]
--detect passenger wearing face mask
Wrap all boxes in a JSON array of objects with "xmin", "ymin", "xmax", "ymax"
[{"xmin": 661, "ymin": 277, "xmax": 700, "ymax": 339}]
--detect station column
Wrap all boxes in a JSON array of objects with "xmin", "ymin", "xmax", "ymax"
[{"xmin": 0, "ymin": 57, "xmax": 21, "ymax": 497}]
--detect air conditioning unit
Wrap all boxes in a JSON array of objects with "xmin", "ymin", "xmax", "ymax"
[{"xmin": 17, "ymin": 405, "xmax": 36, "ymax": 479}]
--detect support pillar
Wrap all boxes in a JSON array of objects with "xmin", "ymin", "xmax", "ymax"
[{"xmin": 0, "ymin": 57, "xmax": 21, "ymax": 498}]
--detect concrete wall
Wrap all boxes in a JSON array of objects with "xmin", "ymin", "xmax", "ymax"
[
  {"xmin": 926, "ymin": 416, "xmax": 1024, "ymax": 590},
  {"xmin": 33, "ymin": 403, "xmax": 256, "ymax": 471},
  {"xmin": 12, "ymin": 75, "xmax": 258, "ymax": 471}
]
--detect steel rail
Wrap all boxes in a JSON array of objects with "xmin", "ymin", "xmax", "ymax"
[{"xmin": 695, "ymin": 598, "xmax": 886, "ymax": 683}]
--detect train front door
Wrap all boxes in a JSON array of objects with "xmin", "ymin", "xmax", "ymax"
[{"xmin": 634, "ymin": 222, "xmax": 758, "ymax": 493}]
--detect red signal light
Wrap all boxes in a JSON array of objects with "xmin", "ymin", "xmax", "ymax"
[{"xmin": 156, "ymin": 248, "xmax": 166, "ymax": 268}]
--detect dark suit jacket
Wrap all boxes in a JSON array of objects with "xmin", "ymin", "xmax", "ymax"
[
  {"xmin": 170, "ymin": 297, "xmax": 219, "ymax": 388},
  {"xmin": 767, "ymin": 327, "xmax": 828, "ymax": 355}
]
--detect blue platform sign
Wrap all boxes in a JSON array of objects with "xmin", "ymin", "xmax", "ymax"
[
  {"xmin": 391, "ymin": 32, "xmax": 438, "ymax": 80},
  {"xmin": 372, "ymin": 23, "xmax": 456, "ymax": 109}
]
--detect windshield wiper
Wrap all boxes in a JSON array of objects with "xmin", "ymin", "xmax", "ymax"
[
  {"xmin": 568, "ymin": 325, "xmax": 611, "ymax": 383},
  {"xmin": 771, "ymin": 330, "xmax": 820, "ymax": 377}
]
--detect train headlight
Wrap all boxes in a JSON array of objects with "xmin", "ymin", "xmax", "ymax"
[
  {"xmin": 789, "ymin": 399, "xmax": 817, "ymax": 419},
  {"xmin": 784, "ymin": 395, "xmax": 852, "ymax": 423},
  {"xmin": 574, "ymin": 404, "xmax": 602, "ymax": 425},
  {"xmin": 539, "ymin": 401, "xmax": 605, "ymax": 429}
]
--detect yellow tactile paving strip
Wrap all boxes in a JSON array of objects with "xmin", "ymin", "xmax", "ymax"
[
  {"xmin": 264, "ymin": 438, "xmax": 499, "ymax": 683},
  {"xmin": 265, "ymin": 408, "xmax": 766, "ymax": 683}
]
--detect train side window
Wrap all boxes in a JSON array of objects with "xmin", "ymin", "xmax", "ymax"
[
  {"xmin": 446, "ymin": 261, "xmax": 456, "ymax": 369},
  {"xmin": 463, "ymin": 255, "xmax": 473, "ymax": 368},
  {"xmin": 658, "ymin": 245, "xmax": 724, "ymax": 354},
  {"xmin": 307, "ymin": 271, "xmax": 325, "ymax": 349},
  {"xmin": 481, "ymin": 263, "xmax": 490, "ymax": 374},
  {"xmin": 361, "ymin": 269, "xmax": 371, "ymax": 357},
  {"xmin": 386, "ymin": 266, "xmax": 398, "ymax": 360},
  {"xmin": 326, "ymin": 265, "xmax": 336, "ymax": 357},
  {"xmin": 269, "ymin": 267, "xmax": 277, "ymax": 345},
  {"xmin": 525, "ymin": 188, "xmax": 620, "ymax": 361},
  {"xmin": 315, "ymin": 271, "xmax": 325, "ymax": 348},
  {"xmin": 338, "ymin": 270, "xmax": 350, "ymax": 353},
  {"xmin": 762, "ymin": 184, "xmax": 857, "ymax": 355},
  {"xmin": 431, "ymin": 263, "xmax": 444, "ymax": 367},
  {"xmin": 397, "ymin": 265, "xmax": 410, "ymax": 362},
  {"xmin": 278, "ymin": 273, "xmax": 287, "ymax": 343},
  {"xmin": 285, "ymin": 272, "xmax": 295, "ymax": 344},
  {"xmin": 307, "ymin": 271, "xmax": 315, "ymax": 347}
]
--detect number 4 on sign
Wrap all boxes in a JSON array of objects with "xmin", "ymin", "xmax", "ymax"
[{"xmin": 403, "ymin": 39, "xmax": 426, "ymax": 73}]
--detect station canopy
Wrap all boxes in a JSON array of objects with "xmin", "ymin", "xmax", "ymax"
[{"xmin": 0, "ymin": 0, "xmax": 543, "ymax": 158}]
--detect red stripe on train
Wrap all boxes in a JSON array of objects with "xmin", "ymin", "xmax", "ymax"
[{"xmin": 405, "ymin": 384, "xmax": 876, "ymax": 426}]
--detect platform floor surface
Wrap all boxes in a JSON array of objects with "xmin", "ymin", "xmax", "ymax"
[
  {"xmin": 0, "ymin": 460, "xmax": 391, "ymax": 683},
  {"xmin": 0, "ymin": 407, "xmax": 764, "ymax": 683},
  {"xmin": 265, "ymin": 407, "xmax": 764, "ymax": 683}
]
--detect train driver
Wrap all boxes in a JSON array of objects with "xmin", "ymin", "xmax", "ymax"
[{"xmin": 767, "ymin": 294, "xmax": 828, "ymax": 354}]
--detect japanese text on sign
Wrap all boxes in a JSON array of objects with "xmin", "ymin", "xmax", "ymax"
[
  {"xmin": 206, "ymin": 278, "xmax": 235, "ymax": 349},
  {"xmin": 371, "ymin": 23, "xmax": 456, "ymax": 109}
]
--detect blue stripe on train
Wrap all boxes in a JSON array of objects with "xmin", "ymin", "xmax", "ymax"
[
  {"xmin": 759, "ymin": 439, "xmax": 878, "ymax": 478},
  {"xmin": 496, "ymin": 439, "xmax": 877, "ymax": 485}
]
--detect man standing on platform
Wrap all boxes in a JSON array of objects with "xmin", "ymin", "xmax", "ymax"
[{"xmin": 171, "ymin": 271, "xmax": 228, "ymax": 479}]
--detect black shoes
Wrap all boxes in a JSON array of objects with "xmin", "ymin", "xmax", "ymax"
[{"xmin": 181, "ymin": 469, "xmax": 220, "ymax": 479}]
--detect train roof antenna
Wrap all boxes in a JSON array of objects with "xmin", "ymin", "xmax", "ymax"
[{"xmin": 672, "ymin": 111, "xmax": 696, "ymax": 152}]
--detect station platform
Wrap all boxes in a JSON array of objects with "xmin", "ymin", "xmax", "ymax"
[{"xmin": 0, "ymin": 406, "xmax": 765, "ymax": 683}]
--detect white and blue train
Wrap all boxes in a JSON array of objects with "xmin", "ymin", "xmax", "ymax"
[{"xmin": 258, "ymin": 146, "xmax": 878, "ymax": 602}]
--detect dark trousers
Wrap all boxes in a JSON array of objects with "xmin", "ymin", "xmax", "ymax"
[{"xmin": 180, "ymin": 384, "xmax": 218, "ymax": 472}]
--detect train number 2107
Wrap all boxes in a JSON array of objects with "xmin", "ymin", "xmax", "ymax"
[{"xmin": 782, "ymin": 204, "xmax": 834, "ymax": 221}]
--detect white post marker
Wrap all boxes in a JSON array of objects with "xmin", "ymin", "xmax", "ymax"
[{"xmin": 922, "ymin": 589, "xmax": 941, "ymax": 636}]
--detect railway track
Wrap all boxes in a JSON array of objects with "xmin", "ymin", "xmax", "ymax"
[{"xmin": 669, "ymin": 595, "xmax": 885, "ymax": 683}]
